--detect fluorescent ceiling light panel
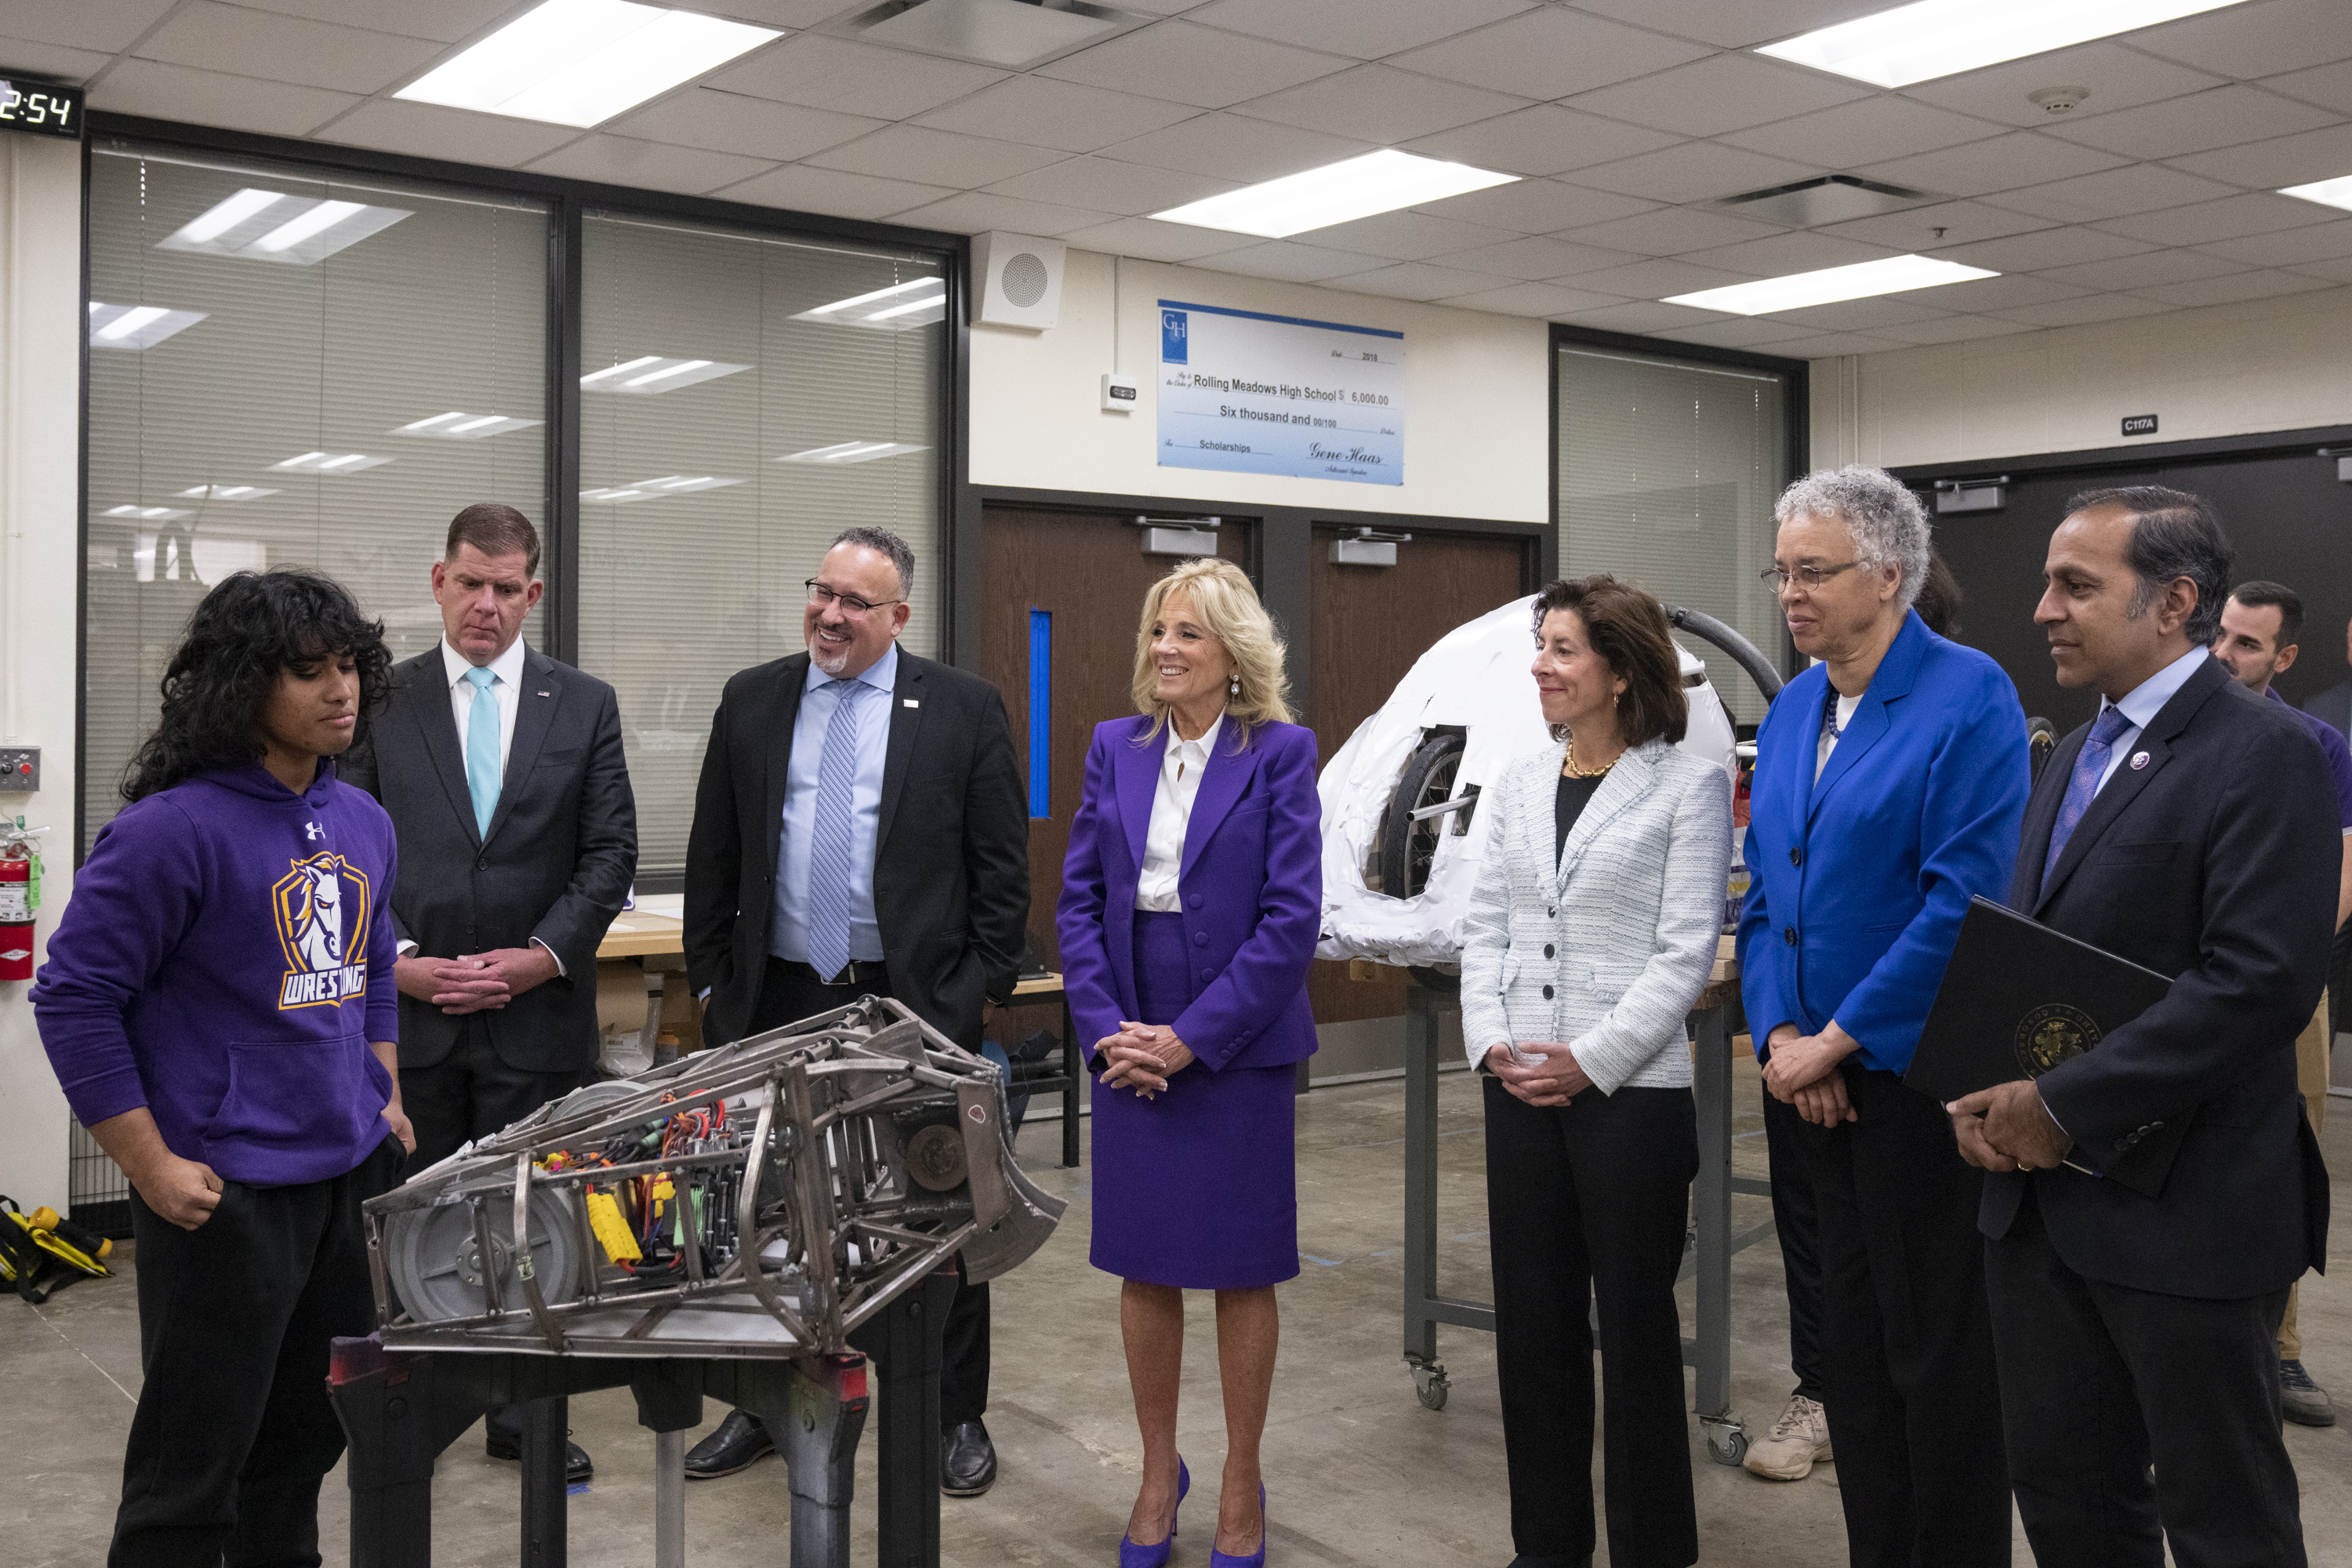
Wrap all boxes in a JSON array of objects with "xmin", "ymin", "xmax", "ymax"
[
  {"xmin": 396, "ymin": 0, "xmax": 782, "ymax": 128},
  {"xmin": 579, "ymin": 356, "xmax": 748, "ymax": 394},
  {"xmin": 270, "ymin": 451, "xmax": 394, "ymax": 474},
  {"xmin": 2281, "ymin": 175, "xmax": 2352, "ymax": 212},
  {"xmin": 158, "ymin": 188, "xmax": 411, "ymax": 264},
  {"xmin": 1757, "ymin": 0, "xmax": 2246, "ymax": 89},
  {"xmin": 86, "ymin": 303, "xmax": 208, "ymax": 350},
  {"xmin": 778, "ymin": 441, "xmax": 930, "ymax": 465},
  {"xmin": 791, "ymin": 278, "xmax": 947, "ymax": 332},
  {"xmin": 103, "ymin": 504, "xmax": 194, "ymax": 521},
  {"xmin": 1664, "ymin": 254, "xmax": 1997, "ymax": 315},
  {"xmin": 1150, "ymin": 150, "xmax": 1517, "ymax": 239},
  {"xmin": 176, "ymin": 485, "xmax": 281, "ymax": 502},
  {"xmin": 580, "ymin": 475, "xmax": 743, "ymax": 503},
  {"xmin": 390, "ymin": 411, "xmax": 544, "ymax": 439}
]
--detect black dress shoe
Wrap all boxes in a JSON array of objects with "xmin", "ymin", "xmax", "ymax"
[
  {"xmin": 684, "ymin": 1410, "xmax": 775, "ymax": 1480},
  {"xmin": 483, "ymin": 1432, "xmax": 593, "ymax": 1485},
  {"xmin": 941, "ymin": 1419, "xmax": 996, "ymax": 1496}
]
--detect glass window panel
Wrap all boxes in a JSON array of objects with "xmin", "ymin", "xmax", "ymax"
[
  {"xmin": 85, "ymin": 143, "xmax": 546, "ymax": 851},
  {"xmin": 1556, "ymin": 343, "xmax": 1789, "ymax": 724},
  {"xmin": 577, "ymin": 212, "xmax": 945, "ymax": 881}
]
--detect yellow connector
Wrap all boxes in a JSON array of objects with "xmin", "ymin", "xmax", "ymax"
[{"xmin": 586, "ymin": 1190, "xmax": 642, "ymax": 1264}]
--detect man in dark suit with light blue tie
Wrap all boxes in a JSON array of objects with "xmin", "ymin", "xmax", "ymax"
[{"xmin": 1950, "ymin": 487, "xmax": 2336, "ymax": 1568}]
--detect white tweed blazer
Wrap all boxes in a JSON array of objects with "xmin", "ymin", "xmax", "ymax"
[{"xmin": 1458, "ymin": 737, "xmax": 1733, "ymax": 1092}]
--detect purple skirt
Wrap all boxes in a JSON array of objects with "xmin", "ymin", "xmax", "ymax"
[{"xmin": 1089, "ymin": 912, "xmax": 1299, "ymax": 1289}]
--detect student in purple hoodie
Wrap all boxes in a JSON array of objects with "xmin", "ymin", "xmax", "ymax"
[{"xmin": 34, "ymin": 568, "xmax": 412, "ymax": 1568}]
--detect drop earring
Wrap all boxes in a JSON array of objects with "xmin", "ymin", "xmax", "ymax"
[{"xmin": 1229, "ymin": 677, "xmax": 1241, "ymax": 698}]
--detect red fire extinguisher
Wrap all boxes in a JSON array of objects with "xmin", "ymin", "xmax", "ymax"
[{"xmin": 0, "ymin": 826, "xmax": 39, "ymax": 983}]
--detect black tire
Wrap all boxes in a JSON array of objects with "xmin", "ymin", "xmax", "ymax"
[{"xmin": 1379, "ymin": 731, "xmax": 1467, "ymax": 901}]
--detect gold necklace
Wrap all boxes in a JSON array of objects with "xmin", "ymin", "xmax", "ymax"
[{"xmin": 1563, "ymin": 738, "xmax": 1619, "ymax": 779}]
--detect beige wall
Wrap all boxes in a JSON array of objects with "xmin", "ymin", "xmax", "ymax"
[
  {"xmin": 1810, "ymin": 283, "xmax": 2352, "ymax": 473},
  {"xmin": 969, "ymin": 248, "xmax": 1552, "ymax": 523},
  {"xmin": 0, "ymin": 134, "xmax": 85, "ymax": 1207}
]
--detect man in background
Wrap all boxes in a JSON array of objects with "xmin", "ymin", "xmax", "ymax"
[
  {"xmin": 684, "ymin": 525, "xmax": 1028, "ymax": 1494},
  {"xmin": 343, "ymin": 503, "xmax": 637, "ymax": 1479},
  {"xmin": 2212, "ymin": 579, "xmax": 2352, "ymax": 1425}
]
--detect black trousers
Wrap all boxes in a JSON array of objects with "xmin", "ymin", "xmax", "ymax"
[
  {"xmin": 1762, "ymin": 1088, "xmax": 1828, "ymax": 1402},
  {"xmin": 1986, "ymin": 1186, "xmax": 2301, "ymax": 1568},
  {"xmin": 1802, "ymin": 1066, "xmax": 2009, "ymax": 1568},
  {"xmin": 112, "ymin": 1136, "xmax": 404, "ymax": 1568},
  {"xmin": 1483, "ymin": 1076, "xmax": 1698, "ymax": 1568},
  {"xmin": 749, "ymin": 956, "xmax": 989, "ymax": 1425}
]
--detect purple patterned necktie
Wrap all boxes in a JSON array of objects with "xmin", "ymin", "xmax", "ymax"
[{"xmin": 2042, "ymin": 706, "xmax": 2134, "ymax": 888}]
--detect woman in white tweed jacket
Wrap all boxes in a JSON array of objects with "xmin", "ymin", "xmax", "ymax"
[{"xmin": 1459, "ymin": 575, "xmax": 1731, "ymax": 1568}]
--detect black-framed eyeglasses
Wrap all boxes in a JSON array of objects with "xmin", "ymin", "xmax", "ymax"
[
  {"xmin": 805, "ymin": 579, "xmax": 905, "ymax": 616},
  {"xmin": 1759, "ymin": 561, "xmax": 1863, "ymax": 594}
]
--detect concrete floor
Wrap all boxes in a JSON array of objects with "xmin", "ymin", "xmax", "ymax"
[{"xmin": 7, "ymin": 1051, "xmax": 2350, "ymax": 1566}]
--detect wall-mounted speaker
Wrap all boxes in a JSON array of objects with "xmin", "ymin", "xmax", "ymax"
[{"xmin": 973, "ymin": 231, "xmax": 1065, "ymax": 330}]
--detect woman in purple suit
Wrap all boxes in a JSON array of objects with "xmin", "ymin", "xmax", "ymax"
[{"xmin": 1058, "ymin": 557, "xmax": 1322, "ymax": 1568}]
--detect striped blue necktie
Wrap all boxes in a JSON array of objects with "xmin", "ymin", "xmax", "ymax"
[
  {"xmin": 806, "ymin": 678, "xmax": 872, "ymax": 983},
  {"xmin": 463, "ymin": 666, "xmax": 500, "ymax": 838}
]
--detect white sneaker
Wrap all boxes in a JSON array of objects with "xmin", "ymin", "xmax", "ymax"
[{"xmin": 1743, "ymin": 1392, "xmax": 1832, "ymax": 1481}]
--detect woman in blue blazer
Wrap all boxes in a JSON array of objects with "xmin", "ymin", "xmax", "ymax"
[
  {"xmin": 1058, "ymin": 557, "xmax": 1321, "ymax": 1568},
  {"xmin": 1736, "ymin": 467, "xmax": 2030, "ymax": 1568}
]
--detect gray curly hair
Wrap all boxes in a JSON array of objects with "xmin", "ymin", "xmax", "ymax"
[{"xmin": 1773, "ymin": 466, "xmax": 1932, "ymax": 612}]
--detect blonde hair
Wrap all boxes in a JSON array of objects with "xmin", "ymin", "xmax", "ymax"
[{"xmin": 1129, "ymin": 557, "xmax": 1294, "ymax": 746}]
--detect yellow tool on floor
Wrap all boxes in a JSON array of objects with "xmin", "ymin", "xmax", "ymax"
[{"xmin": 0, "ymin": 1196, "xmax": 111, "ymax": 1305}]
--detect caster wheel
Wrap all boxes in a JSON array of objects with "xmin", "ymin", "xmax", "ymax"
[
  {"xmin": 1706, "ymin": 1424, "xmax": 1748, "ymax": 1466},
  {"xmin": 1410, "ymin": 1361, "xmax": 1450, "ymax": 1411}
]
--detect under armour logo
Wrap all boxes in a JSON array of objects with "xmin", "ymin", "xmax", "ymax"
[{"xmin": 303, "ymin": 822, "xmax": 325, "ymax": 840}]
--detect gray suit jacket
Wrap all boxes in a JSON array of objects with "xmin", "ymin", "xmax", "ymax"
[{"xmin": 343, "ymin": 645, "xmax": 637, "ymax": 1073}]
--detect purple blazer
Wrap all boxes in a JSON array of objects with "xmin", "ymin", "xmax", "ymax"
[{"xmin": 1057, "ymin": 713, "xmax": 1323, "ymax": 1073}]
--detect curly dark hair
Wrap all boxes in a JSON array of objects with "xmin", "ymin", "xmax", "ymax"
[
  {"xmin": 1530, "ymin": 574, "xmax": 1688, "ymax": 747},
  {"xmin": 122, "ymin": 569, "xmax": 393, "ymax": 802}
]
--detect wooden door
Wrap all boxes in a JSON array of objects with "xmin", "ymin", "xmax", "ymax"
[{"xmin": 1307, "ymin": 525, "xmax": 1533, "ymax": 1025}]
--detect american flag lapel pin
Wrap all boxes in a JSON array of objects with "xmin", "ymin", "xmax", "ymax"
[
  {"xmin": 537, "ymin": 690, "xmax": 552, "ymax": 697},
  {"xmin": 904, "ymin": 699, "xmax": 920, "ymax": 708}
]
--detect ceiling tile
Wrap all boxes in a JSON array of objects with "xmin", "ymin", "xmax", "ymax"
[
  {"xmin": 912, "ymin": 76, "xmax": 1199, "ymax": 154},
  {"xmin": 1439, "ymin": 280, "xmax": 1635, "ymax": 317},
  {"xmin": 1061, "ymin": 216, "xmax": 1248, "ymax": 261},
  {"xmin": 1563, "ymin": 205, "xmax": 1786, "ymax": 255},
  {"xmin": 709, "ymin": 0, "xmax": 898, "ymax": 24},
  {"xmin": 1901, "ymin": 42, "xmax": 2223, "ymax": 129},
  {"xmin": 1818, "ymin": 198, "xmax": 2056, "ymax": 249},
  {"xmin": 310, "ymin": 98, "xmax": 582, "ymax": 167},
  {"xmin": 1853, "ymin": 132, "xmax": 2127, "ymax": 198},
  {"xmin": 1726, "ymin": 97, "xmax": 2005, "ymax": 167},
  {"xmin": 1096, "ymin": 112, "xmax": 1369, "ymax": 183},
  {"xmin": 1413, "ymin": 176, "xmax": 1658, "ymax": 233},
  {"xmin": 133, "ymin": 2, "xmax": 444, "ymax": 96},
  {"xmin": 524, "ymin": 135, "xmax": 774, "ymax": 196},
  {"xmin": 2093, "ymin": 191, "xmax": 2336, "ymax": 245},
  {"xmin": 2128, "ymin": 269, "xmax": 2337, "ymax": 307},
  {"xmin": 0, "ymin": 40, "xmax": 111, "ymax": 82},
  {"xmin": 1933, "ymin": 225, "xmax": 2155, "ymax": 271},
  {"xmin": 710, "ymin": 34, "xmax": 1006, "ymax": 119},
  {"xmin": 709, "ymin": 163, "xmax": 958, "ymax": 220},
  {"xmin": 1185, "ymin": 0, "xmax": 1535, "ymax": 60},
  {"xmin": 1555, "ymin": 299, "xmax": 1726, "ymax": 332},
  {"xmin": 1386, "ymin": 8, "xmax": 1711, "ymax": 102},
  {"xmin": 1568, "ymin": 257, "xmax": 1760, "ymax": 298},
  {"xmin": 227, "ymin": 0, "xmax": 514, "ymax": 45},
  {"xmin": 1403, "ymin": 104, "xmax": 1682, "ymax": 176},
  {"xmin": 1296, "ymin": 209, "xmax": 1522, "ymax": 260},
  {"xmin": 1911, "ymin": 273, "xmax": 2090, "ymax": 310},
  {"xmin": 610, "ymin": 90, "xmax": 881, "ymax": 163},
  {"xmin": 2035, "ymin": 248, "xmax": 2245, "ymax": 291},
  {"xmin": 1109, "ymin": 0, "xmax": 1215, "ymax": 12},
  {"xmin": 1189, "ymin": 240, "xmax": 1387, "ymax": 281},
  {"xmin": 1650, "ymin": 318, "xmax": 1826, "ymax": 348},
  {"xmin": 1987, "ymin": 292, "xmax": 2178, "ymax": 328},
  {"xmin": 1035, "ymin": 20, "xmax": 1348, "ymax": 109},
  {"xmin": 806, "ymin": 125, "xmax": 1065, "ymax": 187},
  {"xmin": 2045, "ymin": 86, "xmax": 2341, "ymax": 161},
  {"xmin": 983, "ymin": 155, "xmax": 1236, "ymax": 215},
  {"xmin": 2263, "ymin": 59, "xmax": 2352, "ymax": 117},
  {"xmin": 1431, "ymin": 234, "xmax": 1644, "ymax": 280},
  {"xmin": 1984, "ymin": 165, "xmax": 2245, "ymax": 223},
  {"xmin": 1329, "ymin": 261, "xmax": 1512, "ymax": 300},
  {"xmin": 1866, "ymin": 314, "xmax": 2039, "ymax": 345},
  {"xmin": 2193, "ymin": 216, "xmax": 2352, "ymax": 267},
  {"xmin": 2279, "ymin": 254, "xmax": 2352, "ymax": 282},
  {"xmin": 1232, "ymin": 63, "xmax": 1529, "ymax": 144},
  {"xmin": 1570, "ymin": 0, "xmax": 1883, "ymax": 51},
  {"xmin": 1563, "ymin": 53, "xmax": 1868, "ymax": 138},
  {"xmin": 887, "ymin": 191, "xmax": 1118, "ymax": 235},
  {"xmin": 1748, "ymin": 331, "xmax": 1908, "ymax": 358},
  {"xmin": 1572, "ymin": 143, "xmax": 1820, "ymax": 205},
  {"xmin": 2133, "ymin": 0, "xmax": 2352, "ymax": 80},
  {"xmin": 2167, "ymin": 122, "xmax": 2352, "ymax": 189},
  {"xmin": 1753, "ymin": 297, "xmax": 1953, "ymax": 332},
  {"xmin": 1679, "ymin": 230, "xmax": 1904, "ymax": 276},
  {"xmin": 89, "ymin": 57, "xmax": 360, "ymax": 138},
  {"xmin": 2, "ymin": 0, "xmax": 174, "ymax": 53}
]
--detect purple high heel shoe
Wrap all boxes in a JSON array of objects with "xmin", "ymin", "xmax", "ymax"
[
  {"xmin": 1208, "ymin": 1483, "xmax": 1267, "ymax": 1568},
  {"xmin": 1118, "ymin": 1457, "xmax": 1189, "ymax": 1568}
]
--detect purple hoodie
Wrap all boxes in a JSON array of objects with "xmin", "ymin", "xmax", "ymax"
[{"xmin": 33, "ymin": 761, "xmax": 401, "ymax": 1186}]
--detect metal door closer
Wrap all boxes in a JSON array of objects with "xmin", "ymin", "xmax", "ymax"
[{"xmin": 328, "ymin": 997, "xmax": 1065, "ymax": 1568}]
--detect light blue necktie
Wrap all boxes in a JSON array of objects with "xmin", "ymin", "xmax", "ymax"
[
  {"xmin": 463, "ymin": 666, "xmax": 501, "ymax": 839},
  {"xmin": 2042, "ymin": 705, "xmax": 2133, "ymax": 888},
  {"xmin": 806, "ymin": 679, "xmax": 872, "ymax": 984}
]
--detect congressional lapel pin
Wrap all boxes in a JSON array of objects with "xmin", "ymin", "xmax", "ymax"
[
  {"xmin": 2129, "ymin": 751, "xmax": 2149, "ymax": 769},
  {"xmin": 903, "ymin": 699, "xmax": 920, "ymax": 708},
  {"xmin": 536, "ymin": 690, "xmax": 551, "ymax": 698}
]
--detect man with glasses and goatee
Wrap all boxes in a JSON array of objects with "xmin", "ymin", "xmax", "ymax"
[{"xmin": 682, "ymin": 526, "xmax": 1029, "ymax": 1497}]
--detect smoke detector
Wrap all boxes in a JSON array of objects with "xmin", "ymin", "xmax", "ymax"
[{"xmin": 2028, "ymin": 86, "xmax": 2090, "ymax": 116}]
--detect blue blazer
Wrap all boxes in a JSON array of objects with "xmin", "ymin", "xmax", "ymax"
[
  {"xmin": 1056, "ymin": 714, "xmax": 1322, "ymax": 1073},
  {"xmin": 1737, "ymin": 612, "xmax": 2031, "ymax": 1074}
]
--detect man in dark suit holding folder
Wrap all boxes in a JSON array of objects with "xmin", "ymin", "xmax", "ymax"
[{"xmin": 1948, "ymin": 487, "xmax": 2336, "ymax": 1568}]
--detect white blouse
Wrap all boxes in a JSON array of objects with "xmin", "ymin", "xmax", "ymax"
[{"xmin": 1135, "ymin": 713, "xmax": 1222, "ymax": 912}]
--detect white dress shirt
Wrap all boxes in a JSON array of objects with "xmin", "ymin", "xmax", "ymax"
[
  {"xmin": 1815, "ymin": 689, "xmax": 1862, "ymax": 783},
  {"xmin": 1136, "ymin": 713, "xmax": 1221, "ymax": 913},
  {"xmin": 441, "ymin": 635, "xmax": 527, "ymax": 772},
  {"xmin": 2090, "ymin": 645, "xmax": 2208, "ymax": 793}
]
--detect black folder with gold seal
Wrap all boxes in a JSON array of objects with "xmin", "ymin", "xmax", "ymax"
[{"xmin": 1909, "ymin": 896, "xmax": 2187, "ymax": 1198}]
